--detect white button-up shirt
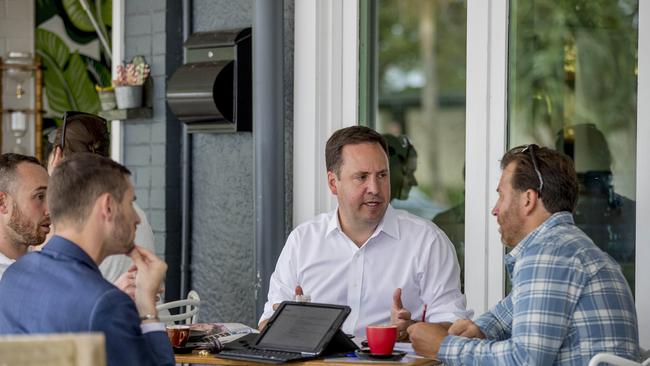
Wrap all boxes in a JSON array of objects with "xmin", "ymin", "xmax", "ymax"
[
  {"xmin": 261, "ymin": 205, "xmax": 470, "ymax": 336},
  {"xmin": 0, "ymin": 251, "xmax": 15, "ymax": 280}
]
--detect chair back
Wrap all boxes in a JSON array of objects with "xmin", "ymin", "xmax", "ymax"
[
  {"xmin": 0, "ymin": 332, "xmax": 106, "ymax": 366},
  {"xmin": 157, "ymin": 289, "xmax": 200, "ymax": 324}
]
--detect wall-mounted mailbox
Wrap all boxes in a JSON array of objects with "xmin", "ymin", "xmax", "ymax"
[{"xmin": 167, "ymin": 28, "xmax": 251, "ymax": 133}]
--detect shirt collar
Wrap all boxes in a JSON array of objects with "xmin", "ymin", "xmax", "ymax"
[
  {"xmin": 506, "ymin": 211, "xmax": 575, "ymax": 264},
  {"xmin": 325, "ymin": 204, "xmax": 400, "ymax": 240},
  {"xmin": 42, "ymin": 235, "xmax": 101, "ymax": 273}
]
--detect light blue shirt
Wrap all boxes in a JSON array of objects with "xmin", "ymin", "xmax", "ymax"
[{"xmin": 439, "ymin": 212, "xmax": 639, "ymax": 365}]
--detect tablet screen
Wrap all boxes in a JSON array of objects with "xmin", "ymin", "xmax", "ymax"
[{"xmin": 256, "ymin": 303, "xmax": 347, "ymax": 353}]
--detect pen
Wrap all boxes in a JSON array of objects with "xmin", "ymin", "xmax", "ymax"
[{"xmin": 421, "ymin": 304, "xmax": 427, "ymax": 322}]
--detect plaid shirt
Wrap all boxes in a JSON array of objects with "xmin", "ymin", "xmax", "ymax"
[{"xmin": 438, "ymin": 212, "xmax": 639, "ymax": 365}]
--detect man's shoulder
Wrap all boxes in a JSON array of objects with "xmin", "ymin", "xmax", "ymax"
[
  {"xmin": 292, "ymin": 211, "xmax": 334, "ymax": 234},
  {"xmin": 523, "ymin": 224, "xmax": 608, "ymax": 268},
  {"xmin": 392, "ymin": 207, "xmax": 445, "ymax": 234}
]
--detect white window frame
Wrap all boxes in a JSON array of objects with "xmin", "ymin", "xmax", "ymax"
[
  {"xmin": 293, "ymin": 0, "xmax": 650, "ymax": 348},
  {"xmin": 636, "ymin": 0, "xmax": 650, "ymax": 348},
  {"xmin": 293, "ymin": 0, "xmax": 359, "ymax": 225}
]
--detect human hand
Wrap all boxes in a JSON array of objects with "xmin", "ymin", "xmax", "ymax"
[
  {"xmin": 407, "ymin": 322, "xmax": 448, "ymax": 359},
  {"xmin": 390, "ymin": 288, "xmax": 415, "ymax": 341},
  {"xmin": 448, "ymin": 319, "xmax": 485, "ymax": 339},
  {"xmin": 128, "ymin": 246, "xmax": 167, "ymax": 317},
  {"xmin": 114, "ymin": 265, "xmax": 137, "ymax": 300}
]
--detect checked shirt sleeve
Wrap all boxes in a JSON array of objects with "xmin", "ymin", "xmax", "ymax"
[{"xmin": 438, "ymin": 253, "xmax": 586, "ymax": 366}]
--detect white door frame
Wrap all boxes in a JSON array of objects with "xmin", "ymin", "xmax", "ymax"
[{"xmin": 293, "ymin": 0, "xmax": 650, "ymax": 348}]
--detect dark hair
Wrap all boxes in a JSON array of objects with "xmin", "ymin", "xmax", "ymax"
[
  {"xmin": 48, "ymin": 153, "xmax": 131, "ymax": 226},
  {"xmin": 501, "ymin": 145, "xmax": 579, "ymax": 213},
  {"xmin": 52, "ymin": 112, "xmax": 110, "ymax": 158},
  {"xmin": 0, "ymin": 153, "xmax": 43, "ymax": 193},
  {"xmin": 325, "ymin": 126, "xmax": 388, "ymax": 176}
]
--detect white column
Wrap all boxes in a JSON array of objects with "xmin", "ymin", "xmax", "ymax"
[
  {"xmin": 293, "ymin": 0, "xmax": 359, "ymax": 226},
  {"xmin": 636, "ymin": 0, "xmax": 650, "ymax": 349},
  {"xmin": 110, "ymin": 0, "xmax": 124, "ymax": 163},
  {"xmin": 464, "ymin": 0, "xmax": 508, "ymax": 315}
]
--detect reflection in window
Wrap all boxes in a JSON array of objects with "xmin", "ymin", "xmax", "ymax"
[
  {"xmin": 507, "ymin": 0, "xmax": 638, "ymax": 292},
  {"xmin": 363, "ymin": 0, "xmax": 467, "ymax": 290}
]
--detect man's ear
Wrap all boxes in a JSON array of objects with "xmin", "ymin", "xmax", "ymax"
[
  {"xmin": 0, "ymin": 192, "xmax": 9, "ymax": 214},
  {"xmin": 327, "ymin": 171, "xmax": 338, "ymax": 195},
  {"xmin": 521, "ymin": 189, "xmax": 539, "ymax": 215},
  {"xmin": 96, "ymin": 193, "xmax": 115, "ymax": 221}
]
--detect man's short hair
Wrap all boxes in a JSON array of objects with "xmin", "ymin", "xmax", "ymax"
[
  {"xmin": 501, "ymin": 145, "xmax": 578, "ymax": 213},
  {"xmin": 48, "ymin": 153, "xmax": 131, "ymax": 226},
  {"xmin": 325, "ymin": 126, "xmax": 388, "ymax": 176},
  {"xmin": 0, "ymin": 153, "xmax": 43, "ymax": 194}
]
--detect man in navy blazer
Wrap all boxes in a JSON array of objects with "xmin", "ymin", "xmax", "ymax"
[{"xmin": 0, "ymin": 153, "xmax": 174, "ymax": 366}]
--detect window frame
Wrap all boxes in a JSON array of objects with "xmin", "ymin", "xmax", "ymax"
[{"xmin": 292, "ymin": 0, "xmax": 650, "ymax": 348}]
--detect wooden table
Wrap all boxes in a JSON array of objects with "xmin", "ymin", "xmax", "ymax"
[{"xmin": 175, "ymin": 352, "xmax": 441, "ymax": 365}]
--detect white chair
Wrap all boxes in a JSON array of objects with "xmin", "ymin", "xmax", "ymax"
[
  {"xmin": 0, "ymin": 332, "xmax": 106, "ymax": 366},
  {"xmin": 588, "ymin": 351, "xmax": 650, "ymax": 366},
  {"xmin": 156, "ymin": 290, "xmax": 200, "ymax": 324}
]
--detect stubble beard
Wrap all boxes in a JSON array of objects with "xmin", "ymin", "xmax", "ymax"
[{"xmin": 8, "ymin": 202, "xmax": 45, "ymax": 247}]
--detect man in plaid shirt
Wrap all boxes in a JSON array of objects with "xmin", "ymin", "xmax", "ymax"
[{"xmin": 407, "ymin": 145, "xmax": 640, "ymax": 365}]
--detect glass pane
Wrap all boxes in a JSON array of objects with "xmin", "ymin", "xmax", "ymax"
[
  {"xmin": 364, "ymin": 0, "xmax": 467, "ymax": 291},
  {"xmin": 507, "ymin": 0, "xmax": 638, "ymax": 293}
]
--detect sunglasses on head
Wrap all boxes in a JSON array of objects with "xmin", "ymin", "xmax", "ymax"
[
  {"xmin": 515, "ymin": 144, "xmax": 544, "ymax": 196},
  {"xmin": 50, "ymin": 111, "xmax": 108, "ymax": 150}
]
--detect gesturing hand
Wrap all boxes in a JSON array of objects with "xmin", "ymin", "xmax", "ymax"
[{"xmin": 390, "ymin": 288, "xmax": 414, "ymax": 341}]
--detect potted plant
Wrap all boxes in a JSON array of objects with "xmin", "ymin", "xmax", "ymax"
[{"xmin": 113, "ymin": 56, "xmax": 150, "ymax": 109}]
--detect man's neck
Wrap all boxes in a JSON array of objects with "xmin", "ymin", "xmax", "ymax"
[
  {"xmin": 55, "ymin": 228, "xmax": 105, "ymax": 265},
  {"xmin": 338, "ymin": 213, "xmax": 380, "ymax": 248},
  {"xmin": 0, "ymin": 230, "xmax": 28, "ymax": 260}
]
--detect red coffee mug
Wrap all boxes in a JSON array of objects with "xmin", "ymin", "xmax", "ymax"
[
  {"xmin": 366, "ymin": 325, "xmax": 397, "ymax": 355},
  {"xmin": 166, "ymin": 325, "xmax": 190, "ymax": 348}
]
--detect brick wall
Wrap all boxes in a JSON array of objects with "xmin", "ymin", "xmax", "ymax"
[{"xmin": 123, "ymin": 0, "xmax": 183, "ymax": 301}]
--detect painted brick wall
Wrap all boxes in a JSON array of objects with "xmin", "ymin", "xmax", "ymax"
[
  {"xmin": 123, "ymin": 0, "xmax": 183, "ymax": 301},
  {"xmin": 191, "ymin": 0, "xmax": 294, "ymax": 326}
]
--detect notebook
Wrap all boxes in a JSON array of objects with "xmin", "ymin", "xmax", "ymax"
[{"xmin": 218, "ymin": 301, "xmax": 358, "ymax": 364}]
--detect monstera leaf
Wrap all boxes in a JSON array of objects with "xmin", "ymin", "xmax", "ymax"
[{"xmin": 35, "ymin": 28, "xmax": 100, "ymax": 114}]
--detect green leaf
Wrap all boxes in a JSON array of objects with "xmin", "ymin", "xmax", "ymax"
[
  {"xmin": 82, "ymin": 55, "xmax": 111, "ymax": 87},
  {"xmin": 62, "ymin": 0, "xmax": 96, "ymax": 32},
  {"xmin": 38, "ymin": 53, "xmax": 75, "ymax": 114},
  {"xmin": 35, "ymin": 28, "xmax": 70, "ymax": 69},
  {"xmin": 35, "ymin": 29, "xmax": 100, "ymax": 114},
  {"xmin": 65, "ymin": 51, "xmax": 101, "ymax": 113},
  {"xmin": 101, "ymin": 0, "xmax": 112, "ymax": 27}
]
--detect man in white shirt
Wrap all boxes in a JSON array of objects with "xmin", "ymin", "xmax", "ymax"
[
  {"xmin": 0, "ymin": 153, "xmax": 50, "ymax": 279},
  {"xmin": 260, "ymin": 126, "xmax": 469, "ymax": 337}
]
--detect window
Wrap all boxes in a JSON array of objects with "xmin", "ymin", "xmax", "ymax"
[
  {"xmin": 507, "ymin": 0, "xmax": 638, "ymax": 292},
  {"xmin": 362, "ymin": 0, "xmax": 467, "ymax": 290}
]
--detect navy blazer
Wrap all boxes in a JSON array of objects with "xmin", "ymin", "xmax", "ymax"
[{"xmin": 0, "ymin": 236, "xmax": 174, "ymax": 366}]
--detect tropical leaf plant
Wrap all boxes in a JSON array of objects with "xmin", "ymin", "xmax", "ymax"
[
  {"xmin": 35, "ymin": 28, "xmax": 100, "ymax": 114},
  {"xmin": 62, "ymin": 0, "xmax": 111, "ymax": 32}
]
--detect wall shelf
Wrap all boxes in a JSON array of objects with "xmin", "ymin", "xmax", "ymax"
[{"xmin": 98, "ymin": 107, "xmax": 152, "ymax": 121}]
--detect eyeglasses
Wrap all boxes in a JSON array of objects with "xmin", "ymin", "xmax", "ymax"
[
  {"xmin": 56, "ymin": 111, "xmax": 107, "ymax": 150},
  {"xmin": 520, "ymin": 144, "xmax": 544, "ymax": 195}
]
